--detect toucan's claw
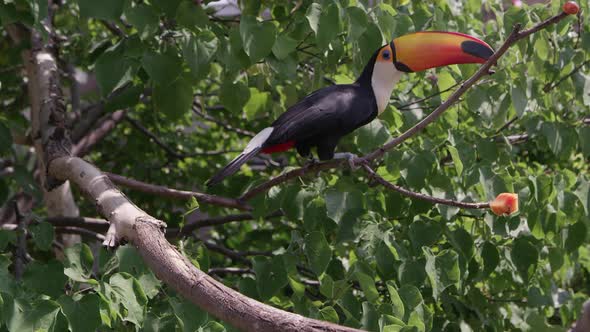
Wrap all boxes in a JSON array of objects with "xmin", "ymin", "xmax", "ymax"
[
  {"xmin": 333, "ymin": 152, "xmax": 364, "ymax": 170},
  {"xmin": 303, "ymin": 155, "xmax": 319, "ymax": 167}
]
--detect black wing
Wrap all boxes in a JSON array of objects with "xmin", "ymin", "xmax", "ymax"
[{"xmin": 265, "ymin": 84, "xmax": 377, "ymax": 146}]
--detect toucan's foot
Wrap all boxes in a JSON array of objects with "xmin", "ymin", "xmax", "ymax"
[
  {"xmin": 304, "ymin": 155, "xmax": 319, "ymax": 166},
  {"xmin": 333, "ymin": 152, "xmax": 364, "ymax": 170}
]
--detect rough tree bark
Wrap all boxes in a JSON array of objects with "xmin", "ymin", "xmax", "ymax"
[
  {"xmin": 49, "ymin": 157, "xmax": 361, "ymax": 332},
  {"xmin": 8, "ymin": 22, "xmax": 81, "ymax": 246}
]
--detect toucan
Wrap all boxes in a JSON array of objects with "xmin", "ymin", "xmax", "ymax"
[{"xmin": 208, "ymin": 31, "xmax": 494, "ymax": 186}]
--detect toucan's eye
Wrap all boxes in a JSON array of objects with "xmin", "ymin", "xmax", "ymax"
[{"xmin": 382, "ymin": 50, "xmax": 391, "ymax": 59}]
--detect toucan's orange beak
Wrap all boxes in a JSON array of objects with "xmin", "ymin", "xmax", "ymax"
[{"xmin": 391, "ymin": 31, "xmax": 494, "ymax": 72}]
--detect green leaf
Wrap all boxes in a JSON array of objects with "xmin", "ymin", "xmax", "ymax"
[
  {"xmin": 240, "ymin": 15, "xmax": 276, "ymax": 62},
  {"xmin": 541, "ymin": 122, "xmax": 578, "ymax": 158},
  {"xmin": 319, "ymin": 274, "xmax": 349, "ymax": 300},
  {"xmin": 271, "ymin": 34, "xmax": 299, "ymax": 60},
  {"xmin": 355, "ymin": 272, "xmax": 379, "ymax": 302},
  {"xmin": 169, "ymin": 296, "xmax": 208, "ymax": 332},
  {"xmin": 109, "ymin": 273, "xmax": 147, "ymax": 326},
  {"xmin": 409, "ymin": 219, "xmax": 442, "ymax": 249},
  {"xmin": 305, "ymin": 3, "xmax": 321, "ymax": 35},
  {"xmin": 533, "ymin": 35, "xmax": 549, "ymax": 61},
  {"xmin": 95, "ymin": 43, "xmax": 137, "ymax": 96},
  {"xmin": 125, "ymin": 4, "xmax": 159, "ymax": 39},
  {"xmin": 357, "ymin": 120, "xmax": 391, "ymax": 154},
  {"xmin": 220, "ymin": 80, "xmax": 250, "ymax": 113},
  {"xmin": 361, "ymin": 301, "xmax": 380, "ymax": 331},
  {"xmin": 141, "ymin": 50, "xmax": 183, "ymax": 85},
  {"xmin": 447, "ymin": 228, "xmax": 474, "ymax": 260},
  {"xmin": 398, "ymin": 285, "xmax": 423, "ymax": 314},
  {"xmin": 304, "ymin": 232, "xmax": 332, "ymax": 276},
  {"xmin": 481, "ymin": 241, "xmax": 499, "ymax": 277},
  {"xmin": 346, "ymin": 7, "xmax": 368, "ymax": 41},
  {"xmin": 564, "ymin": 221, "xmax": 587, "ymax": 253},
  {"xmin": 503, "ymin": 6, "xmax": 529, "ymax": 36},
  {"xmin": 319, "ymin": 306, "xmax": 339, "ymax": 323},
  {"xmin": 64, "ymin": 243, "xmax": 96, "ymax": 284},
  {"xmin": 511, "ymin": 85, "xmax": 527, "ymax": 117},
  {"xmin": 116, "ymin": 246, "xmax": 161, "ymax": 299},
  {"xmin": 578, "ymin": 127, "xmax": 590, "ymax": 157},
  {"xmin": 23, "ymin": 261, "xmax": 66, "ymax": 298},
  {"xmin": 151, "ymin": 0, "xmax": 182, "ymax": 17},
  {"xmin": 58, "ymin": 294, "xmax": 102, "ymax": 332},
  {"xmin": 357, "ymin": 22, "xmax": 383, "ymax": 67},
  {"xmin": 511, "ymin": 237, "xmax": 538, "ymax": 281},
  {"xmin": 153, "ymin": 76, "xmax": 193, "ymax": 120},
  {"xmin": 376, "ymin": 240, "xmax": 397, "ymax": 279},
  {"xmin": 244, "ymin": 87, "xmax": 270, "ymax": 120},
  {"xmin": 4, "ymin": 299, "xmax": 61, "ymax": 332},
  {"xmin": 0, "ymin": 229, "xmax": 16, "ymax": 251},
  {"xmin": 423, "ymin": 248, "xmax": 460, "ymax": 299},
  {"xmin": 315, "ymin": 3, "xmax": 340, "ymax": 49},
  {"xmin": 176, "ymin": 1, "xmax": 209, "ymax": 30},
  {"xmin": 30, "ymin": 222, "xmax": 54, "ymax": 251},
  {"xmin": 437, "ymin": 71, "xmax": 456, "ymax": 101},
  {"xmin": 252, "ymin": 255, "xmax": 288, "ymax": 300},
  {"xmin": 446, "ymin": 145, "xmax": 463, "ymax": 176},
  {"xmin": 181, "ymin": 31, "xmax": 218, "ymax": 79},
  {"xmin": 77, "ymin": 0, "xmax": 124, "ymax": 20},
  {"xmin": 0, "ymin": 122, "xmax": 12, "ymax": 155},
  {"xmin": 575, "ymin": 178, "xmax": 589, "ymax": 215},
  {"xmin": 324, "ymin": 186, "xmax": 364, "ymax": 224},
  {"xmin": 386, "ymin": 281, "xmax": 405, "ymax": 319}
]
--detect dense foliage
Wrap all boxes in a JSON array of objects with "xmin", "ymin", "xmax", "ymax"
[{"xmin": 0, "ymin": 0, "xmax": 588, "ymax": 331}]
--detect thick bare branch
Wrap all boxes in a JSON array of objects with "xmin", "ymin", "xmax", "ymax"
[{"xmin": 49, "ymin": 156, "xmax": 361, "ymax": 332}]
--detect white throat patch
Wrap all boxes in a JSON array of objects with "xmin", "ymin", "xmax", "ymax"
[{"xmin": 371, "ymin": 61, "xmax": 402, "ymax": 114}]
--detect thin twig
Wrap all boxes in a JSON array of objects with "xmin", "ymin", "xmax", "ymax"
[
  {"xmin": 362, "ymin": 164, "xmax": 489, "ymax": 209},
  {"xmin": 495, "ymin": 116, "xmax": 519, "ymax": 134},
  {"xmin": 99, "ymin": 19, "xmax": 125, "ymax": 38},
  {"xmin": 208, "ymin": 267, "xmax": 253, "ymax": 276},
  {"xmin": 72, "ymin": 110, "xmax": 126, "ymax": 156},
  {"xmin": 543, "ymin": 60, "xmax": 589, "ymax": 92},
  {"xmin": 106, "ymin": 172, "xmax": 251, "ymax": 211},
  {"xmin": 56, "ymin": 226, "xmax": 105, "ymax": 241},
  {"xmin": 178, "ymin": 210, "xmax": 284, "ymax": 236},
  {"xmin": 124, "ymin": 115, "xmax": 238, "ymax": 158},
  {"xmin": 45, "ymin": 216, "xmax": 109, "ymax": 233},
  {"xmin": 192, "ymin": 104, "xmax": 255, "ymax": 137}
]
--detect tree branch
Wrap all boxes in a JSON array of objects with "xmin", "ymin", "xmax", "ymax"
[
  {"xmin": 124, "ymin": 115, "xmax": 238, "ymax": 158},
  {"xmin": 192, "ymin": 104, "xmax": 256, "ymax": 137},
  {"xmin": 105, "ymin": 172, "xmax": 251, "ymax": 211},
  {"xmin": 176, "ymin": 210, "xmax": 284, "ymax": 236},
  {"xmin": 49, "ymin": 156, "xmax": 361, "ymax": 332},
  {"xmin": 72, "ymin": 110, "xmax": 126, "ymax": 157},
  {"xmin": 361, "ymin": 164, "xmax": 489, "ymax": 209}
]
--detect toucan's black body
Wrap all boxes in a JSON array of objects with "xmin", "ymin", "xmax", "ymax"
[
  {"xmin": 207, "ymin": 31, "xmax": 494, "ymax": 186},
  {"xmin": 266, "ymin": 63, "xmax": 378, "ymax": 160}
]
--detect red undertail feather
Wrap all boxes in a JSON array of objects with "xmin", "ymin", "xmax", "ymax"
[{"xmin": 261, "ymin": 141, "xmax": 295, "ymax": 154}]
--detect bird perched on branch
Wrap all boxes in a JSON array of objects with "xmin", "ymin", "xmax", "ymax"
[{"xmin": 208, "ymin": 31, "xmax": 494, "ymax": 186}]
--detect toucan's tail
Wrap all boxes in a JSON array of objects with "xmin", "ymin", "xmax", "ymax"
[{"xmin": 207, "ymin": 127, "xmax": 274, "ymax": 186}]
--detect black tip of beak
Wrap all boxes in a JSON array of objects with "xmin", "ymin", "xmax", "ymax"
[{"xmin": 461, "ymin": 40, "xmax": 494, "ymax": 60}]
